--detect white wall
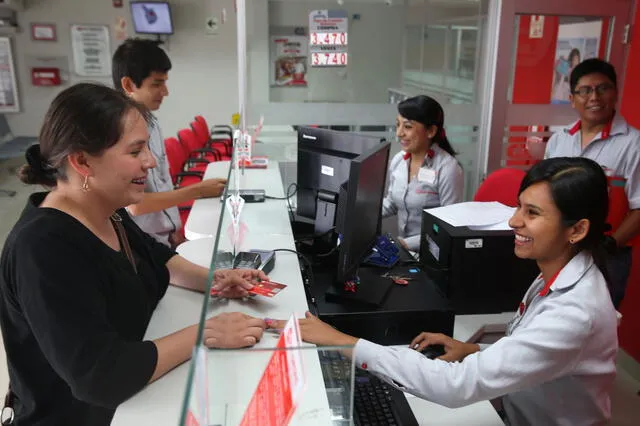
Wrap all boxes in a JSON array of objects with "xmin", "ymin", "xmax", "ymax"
[
  {"xmin": 265, "ymin": 0, "xmax": 404, "ymax": 104},
  {"xmin": 4, "ymin": 0, "xmax": 238, "ymax": 139},
  {"xmin": 3, "ymin": 0, "xmax": 480, "ymax": 138},
  {"xmin": 247, "ymin": 0, "xmax": 270, "ymax": 106}
]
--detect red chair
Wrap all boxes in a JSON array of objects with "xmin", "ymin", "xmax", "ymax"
[
  {"xmin": 473, "ymin": 168, "xmax": 527, "ymax": 207},
  {"xmin": 164, "ymin": 136, "xmax": 206, "ymax": 186},
  {"xmin": 170, "ymin": 136, "xmax": 210, "ymax": 172},
  {"xmin": 164, "ymin": 136, "xmax": 205, "ymax": 220},
  {"xmin": 194, "ymin": 115, "xmax": 234, "ymax": 159},
  {"xmin": 195, "ymin": 115, "xmax": 233, "ymax": 138},
  {"xmin": 191, "ymin": 119, "xmax": 232, "ymax": 158},
  {"xmin": 177, "ymin": 128, "xmax": 225, "ymax": 162},
  {"xmin": 195, "ymin": 115, "xmax": 233, "ymax": 152}
]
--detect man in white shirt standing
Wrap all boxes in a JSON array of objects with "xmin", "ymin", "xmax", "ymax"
[
  {"xmin": 544, "ymin": 58, "xmax": 640, "ymax": 308},
  {"xmin": 112, "ymin": 39, "xmax": 226, "ymax": 248}
]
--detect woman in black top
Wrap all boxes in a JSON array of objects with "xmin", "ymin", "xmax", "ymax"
[{"xmin": 0, "ymin": 83, "xmax": 266, "ymax": 425}]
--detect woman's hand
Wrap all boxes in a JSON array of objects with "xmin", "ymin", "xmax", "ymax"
[
  {"xmin": 203, "ymin": 312, "xmax": 266, "ymax": 348},
  {"xmin": 212, "ymin": 268, "xmax": 269, "ymax": 298},
  {"xmin": 267, "ymin": 312, "xmax": 358, "ymax": 347},
  {"xmin": 410, "ymin": 332, "xmax": 480, "ymax": 362}
]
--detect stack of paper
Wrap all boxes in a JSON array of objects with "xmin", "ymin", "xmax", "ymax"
[{"xmin": 425, "ymin": 201, "xmax": 516, "ymax": 230}]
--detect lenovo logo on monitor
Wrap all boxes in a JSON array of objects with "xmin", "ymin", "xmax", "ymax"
[{"xmin": 302, "ymin": 134, "xmax": 317, "ymax": 140}]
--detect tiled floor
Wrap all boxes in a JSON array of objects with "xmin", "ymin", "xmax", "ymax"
[{"xmin": 0, "ymin": 156, "xmax": 639, "ymax": 423}]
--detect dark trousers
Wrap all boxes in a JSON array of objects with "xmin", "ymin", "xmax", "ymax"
[{"xmin": 607, "ymin": 247, "xmax": 633, "ymax": 309}]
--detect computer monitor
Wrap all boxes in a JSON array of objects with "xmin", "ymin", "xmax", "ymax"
[
  {"xmin": 296, "ymin": 126, "xmax": 385, "ymax": 235},
  {"xmin": 130, "ymin": 2, "xmax": 174, "ymax": 35},
  {"xmin": 334, "ymin": 142, "xmax": 391, "ymax": 284}
]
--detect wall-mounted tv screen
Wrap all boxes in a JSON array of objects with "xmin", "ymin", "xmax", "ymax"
[{"xmin": 130, "ymin": 2, "xmax": 174, "ymax": 35}]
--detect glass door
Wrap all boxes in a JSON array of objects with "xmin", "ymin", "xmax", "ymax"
[{"xmin": 482, "ymin": 0, "xmax": 634, "ymax": 173}]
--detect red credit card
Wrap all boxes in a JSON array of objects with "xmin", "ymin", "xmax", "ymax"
[
  {"xmin": 249, "ymin": 281, "xmax": 287, "ymax": 297},
  {"xmin": 210, "ymin": 281, "xmax": 287, "ymax": 297}
]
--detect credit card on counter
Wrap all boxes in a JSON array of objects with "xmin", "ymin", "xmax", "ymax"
[
  {"xmin": 210, "ymin": 280, "xmax": 287, "ymax": 298},
  {"xmin": 248, "ymin": 281, "xmax": 287, "ymax": 297}
]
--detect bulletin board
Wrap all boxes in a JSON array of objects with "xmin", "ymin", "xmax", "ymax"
[
  {"xmin": 0, "ymin": 36, "xmax": 20, "ymax": 113},
  {"xmin": 70, "ymin": 24, "xmax": 111, "ymax": 77}
]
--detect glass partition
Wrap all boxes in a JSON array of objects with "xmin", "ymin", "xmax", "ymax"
[
  {"xmin": 178, "ymin": 154, "xmax": 357, "ymax": 423},
  {"xmin": 178, "ymin": 136, "xmax": 362, "ymax": 425},
  {"xmin": 181, "ymin": 345, "xmax": 356, "ymax": 426},
  {"xmin": 248, "ymin": 0, "xmax": 491, "ymax": 200}
]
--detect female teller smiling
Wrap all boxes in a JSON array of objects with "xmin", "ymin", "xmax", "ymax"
[
  {"xmin": 272, "ymin": 157, "xmax": 618, "ymax": 425},
  {"xmin": 0, "ymin": 83, "xmax": 267, "ymax": 426},
  {"xmin": 384, "ymin": 95, "xmax": 464, "ymax": 251}
]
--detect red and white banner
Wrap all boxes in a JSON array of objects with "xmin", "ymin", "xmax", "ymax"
[{"xmin": 239, "ymin": 315, "xmax": 306, "ymax": 426}]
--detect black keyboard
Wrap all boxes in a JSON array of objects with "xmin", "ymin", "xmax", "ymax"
[
  {"xmin": 353, "ymin": 371, "xmax": 418, "ymax": 426},
  {"xmin": 318, "ymin": 351, "xmax": 418, "ymax": 426}
]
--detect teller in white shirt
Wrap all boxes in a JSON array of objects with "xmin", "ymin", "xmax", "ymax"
[
  {"xmin": 273, "ymin": 157, "xmax": 618, "ymax": 426},
  {"xmin": 383, "ymin": 95, "xmax": 464, "ymax": 251}
]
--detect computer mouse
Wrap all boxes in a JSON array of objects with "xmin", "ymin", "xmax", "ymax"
[{"xmin": 421, "ymin": 344, "xmax": 446, "ymax": 360}]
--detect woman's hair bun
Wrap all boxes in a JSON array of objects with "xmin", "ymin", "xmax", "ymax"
[{"xmin": 18, "ymin": 144, "xmax": 57, "ymax": 186}]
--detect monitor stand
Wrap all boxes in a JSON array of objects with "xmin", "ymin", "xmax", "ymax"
[
  {"xmin": 309, "ymin": 247, "xmax": 393, "ymax": 309},
  {"xmin": 314, "ymin": 190, "xmax": 338, "ymax": 236},
  {"xmin": 324, "ymin": 275, "xmax": 392, "ymax": 308}
]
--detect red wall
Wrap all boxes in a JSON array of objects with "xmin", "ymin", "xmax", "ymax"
[
  {"xmin": 512, "ymin": 16, "xmax": 559, "ymax": 104},
  {"xmin": 506, "ymin": 16, "xmax": 559, "ymax": 167},
  {"xmin": 617, "ymin": 7, "xmax": 640, "ymax": 364}
]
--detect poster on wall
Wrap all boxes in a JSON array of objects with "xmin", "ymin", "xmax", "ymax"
[
  {"xmin": 71, "ymin": 24, "xmax": 112, "ymax": 77},
  {"xmin": 550, "ymin": 20, "xmax": 602, "ymax": 104},
  {"xmin": 270, "ymin": 36, "xmax": 308, "ymax": 87},
  {"xmin": 114, "ymin": 16, "xmax": 128, "ymax": 42},
  {"xmin": 308, "ymin": 9, "xmax": 348, "ymax": 67},
  {"xmin": 0, "ymin": 37, "xmax": 19, "ymax": 112}
]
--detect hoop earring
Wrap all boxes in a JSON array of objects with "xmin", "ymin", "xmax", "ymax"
[
  {"xmin": 569, "ymin": 239, "xmax": 575, "ymax": 244},
  {"xmin": 82, "ymin": 175, "xmax": 89, "ymax": 192}
]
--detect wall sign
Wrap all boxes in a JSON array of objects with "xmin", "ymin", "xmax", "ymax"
[
  {"xmin": 529, "ymin": 15, "xmax": 544, "ymax": 39},
  {"xmin": 114, "ymin": 16, "xmax": 128, "ymax": 41},
  {"xmin": 31, "ymin": 68, "xmax": 61, "ymax": 86},
  {"xmin": 271, "ymin": 36, "xmax": 308, "ymax": 86},
  {"xmin": 308, "ymin": 9, "xmax": 348, "ymax": 67},
  {"xmin": 31, "ymin": 23, "xmax": 57, "ymax": 41},
  {"xmin": 550, "ymin": 20, "xmax": 602, "ymax": 104},
  {"xmin": 71, "ymin": 24, "xmax": 112, "ymax": 77},
  {"xmin": 0, "ymin": 37, "xmax": 20, "ymax": 112}
]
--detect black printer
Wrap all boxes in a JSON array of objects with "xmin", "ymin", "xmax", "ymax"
[{"xmin": 419, "ymin": 209, "xmax": 539, "ymax": 314}]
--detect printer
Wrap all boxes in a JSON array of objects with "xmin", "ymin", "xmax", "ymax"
[{"xmin": 419, "ymin": 207, "xmax": 539, "ymax": 314}]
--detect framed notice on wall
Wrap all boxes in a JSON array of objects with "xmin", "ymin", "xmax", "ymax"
[
  {"xmin": 0, "ymin": 37, "xmax": 20, "ymax": 113},
  {"xmin": 71, "ymin": 24, "xmax": 112, "ymax": 77}
]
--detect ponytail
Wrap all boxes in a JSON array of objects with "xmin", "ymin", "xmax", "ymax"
[
  {"xmin": 591, "ymin": 243, "xmax": 612, "ymax": 291},
  {"xmin": 435, "ymin": 128, "xmax": 456, "ymax": 157}
]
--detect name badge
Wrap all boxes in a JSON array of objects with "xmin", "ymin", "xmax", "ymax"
[{"xmin": 418, "ymin": 168, "xmax": 436, "ymax": 184}]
